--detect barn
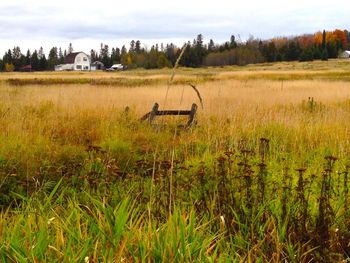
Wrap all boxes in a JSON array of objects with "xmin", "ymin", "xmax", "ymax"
[
  {"xmin": 339, "ymin": 50, "xmax": 350, "ymax": 59},
  {"xmin": 55, "ymin": 52, "xmax": 91, "ymax": 71}
]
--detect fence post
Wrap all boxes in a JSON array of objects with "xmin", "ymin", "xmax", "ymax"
[
  {"xmin": 187, "ymin": 103, "xmax": 198, "ymax": 127},
  {"xmin": 148, "ymin": 103, "xmax": 159, "ymax": 124}
]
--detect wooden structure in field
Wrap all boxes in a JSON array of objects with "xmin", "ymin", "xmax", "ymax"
[{"xmin": 140, "ymin": 103, "xmax": 198, "ymax": 127}]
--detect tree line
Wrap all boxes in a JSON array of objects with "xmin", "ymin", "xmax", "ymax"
[{"xmin": 1, "ymin": 29, "xmax": 350, "ymax": 71}]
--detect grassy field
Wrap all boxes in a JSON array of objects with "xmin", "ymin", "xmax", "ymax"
[{"xmin": 1, "ymin": 59, "xmax": 350, "ymax": 262}]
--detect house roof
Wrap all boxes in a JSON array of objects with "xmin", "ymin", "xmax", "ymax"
[
  {"xmin": 92, "ymin": 61, "xmax": 104, "ymax": 65},
  {"xmin": 63, "ymin": 52, "xmax": 88, "ymax": 64}
]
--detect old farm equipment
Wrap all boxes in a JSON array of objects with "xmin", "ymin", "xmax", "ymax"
[{"xmin": 140, "ymin": 103, "xmax": 198, "ymax": 128}]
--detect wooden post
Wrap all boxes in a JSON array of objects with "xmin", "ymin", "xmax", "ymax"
[
  {"xmin": 187, "ymin": 103, "xmax": 197, "ymax": 127},
  {"xmin": 148, "ymin": 103, "xmax": 159, "ymax": 124},
  {"xmin": 123, "ymin": 106, "xmax": 130, "ymax": 114}
]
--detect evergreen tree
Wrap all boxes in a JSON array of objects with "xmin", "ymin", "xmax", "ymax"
[
  {"xmin": 321, "ymin": 48, "xmax": 328, "ymax": 61},
  {"xmin": 12, "ymin": 46, "xmax": 22, "ymax": 69},
  {"xmin": 58, "ymin": 48, "xmax": 64, "ymax": 63},
  {"xmin": 326, "ymin": 41, "xmax": 337, "ymax": 58},
  {"xmin": 208, "ymin": 39, "xmax": 215, "ymax": 52},
  {"xmin": 38, "ymin": 47, "xmax": 44, "ymax": 59},
  {"xmin": 115, "ymin": 48, "xmax": 121, "ymax": 63},
  {"xmin": 165, "ymin": 43, "xmax": 177, "ymax": 66},
  {"xmin": 48, "ymin": 47, "xmax": 58, "ymax": 70},
  {"xmin": 100, "ymin": 44, "xmax": 110, "ymax": 67},
  {"xmin": 3, "ymin": 49, "xmax": 13, "ymax": 65},
  {"xmin": 157, "ymin": 53, "xmax": 171, "ymax": 68},
  {"xmin": 312, "ymin": 46, "xmax": 321, "ymax": 60},
  {"xmin": 25, "ymin": 49, "xmax": 31, "ymax": 65},
  {"xmin": 129, "ymin": 40, "xmax": 135, "ymax": 52},
  {"xmin": 194, "ymin": 34, "xmax": 206, "ymax": 66},
  {"xmin": 146, "ymin": 46, "xmax": 158, "ymax": 68},
  {"xmin": 299, "ymin": 48, "xmax": 314, "ymax": 61},
  {"xmin": 31, "ymin": 50, "xmax": 40, "ymax": 70},
  {"xmin": 230, "ymin": 35, "xmax": 237, "ymax": 48},
  {"xmin": 260, "ymin": 42, "xmax": 277, "ymax": 62},
  {"xmin": 286, "ymin": 41, "xmax": 301, "ymax": 61},
  {"xmin": 135, "ymin": 40, "xmax": 141, "ymax": 53},
  {"xmin": 90, "ymin": 49, "xmax": 98, "ymax": 62},
  {"xmin": 322, "ymin": 30, "xmax": 326, "ymax": 49},
  {"xmin": 39, "ymin": 54, "xmax": 47, "ymax": 71},
  {"xmin": 121, "ymin": 45, "xmax": 127, "ymax": 56},
  {"xmin": 111, "ymin": 47, "xmax": 121, "ymax": 64},
  {"xmin": 345, "ymin": 30, "xmax": 350, "ymax": 49},
  {"xmin": 180, "ymin": 42, "xmax": 200, "ymax": 67}
]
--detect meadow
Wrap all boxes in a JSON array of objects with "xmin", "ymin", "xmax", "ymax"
[{"xmin": 1, "ymin": 59, "xmax": 350, "ymax": 262}]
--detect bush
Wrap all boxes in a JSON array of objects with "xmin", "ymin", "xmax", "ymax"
[{"xmin": 4, "ymin": 63, "xmax": 14, "ymax": 72}]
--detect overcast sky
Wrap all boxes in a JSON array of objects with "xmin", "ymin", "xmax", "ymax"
[{"xmin": 1, "ymin": 0, "xmax": 349, "ymax": 55}]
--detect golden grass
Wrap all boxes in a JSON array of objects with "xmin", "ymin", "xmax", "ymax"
[
  {"xmin": 2, "ymin": 60, "xmax": 350, "ymax": 162},
  {"xmin": 2, "ymin": 79, "xmax": 350, "ymax": 115}
]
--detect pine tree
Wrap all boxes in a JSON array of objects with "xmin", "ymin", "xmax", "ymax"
[
  {"xmin": 25, "ymin": 50, "xmax": 31, "ymax": 65},
  {"xmin": 38, "ymin": 47, "xmax": 44, "ymax": 59},
  {"xmin": 12, "ymin": 46, "xmax": 22, "ymax": 69},
  {"xmin": 39, "ymin": 54, "xmax": 47, "ymax": 71},
  {"xmin": 48, "ymin": 47, "xmax": 58, "ymax": 70},
  {"xmin": 58, "ymin": 48, "xmax": 64, "ymax": 63},
  {"xmin": 90, "ymin": 49, "xmax": 97, "ymax": 62},
  {"xmin": 299, "ymin": 48, "xmax": 314, "ymax": 62},
  {"xmin": 322, "ymin": 30, "xmax": 326, "ymax": 49},
  {"xmin": 3, "ymin": 49, "xmax": 13, "ymax": 65},
  {"xmin": 31, "ymin": 50, "xmax": 40, "ymax": 70},
  {"xmin": 208, "ymin": 39, "xmax": 215, "ymax": 52},
  {"xmin": 129, "ymin": 40, "xmax": 135, "ymax": 52},
  {"xmin": 100, "ymin": 44, "xmax": 110, "ymax": 67},
  {"xmin": 135, "ymin": 40, "xmax": 141, "ymax": 53},
  {"xmin": 321, "ymin": 48, "xmax": 328, "ymax": 61},
  {"xmin": 230, "ymin": 35, "xmax": 237, "ymax": 48}
]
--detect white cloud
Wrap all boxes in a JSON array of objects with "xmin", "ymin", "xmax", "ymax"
[{"xmin": 0, "ymin": 0, "xmax": 349, "ymax": 55}]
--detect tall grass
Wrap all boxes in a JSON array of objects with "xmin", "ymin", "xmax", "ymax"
[{"xmin": 2, "ymin": 62, "xmax": 350, "ymax": 261}]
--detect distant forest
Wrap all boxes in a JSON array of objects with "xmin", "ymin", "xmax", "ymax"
[{"xmin": 1, "ymin": 29, "xmax": 350, "ymax": 71}]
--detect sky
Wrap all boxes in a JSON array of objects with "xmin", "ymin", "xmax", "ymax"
[{"xmin": 0, "ymin": 0, "xmax": 349, "ymax": 55}]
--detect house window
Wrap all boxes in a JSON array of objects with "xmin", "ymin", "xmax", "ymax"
[
  {"xmin": 83, "ymin": 57, "xmax": 87, "ymax": 61},
  {"xmin": 76, "ymin": 65, "xmax": 82, "ymax": 70},
  {"xmin": 84, "ymin": 66, "xmax": 89, "ymax": 70}
]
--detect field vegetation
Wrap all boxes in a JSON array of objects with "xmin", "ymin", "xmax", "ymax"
[{"xmin": 1, "ymin": 59, "xmax": 350, "ymax": 262}]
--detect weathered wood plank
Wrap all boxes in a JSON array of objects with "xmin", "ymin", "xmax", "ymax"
[
  {"xmin": 187, "ymin": 103, "xmax": 198, "ymax": 127},
  {"xmin": 140, "ymin": 102, "xmax": 197, "ymax": 127}
]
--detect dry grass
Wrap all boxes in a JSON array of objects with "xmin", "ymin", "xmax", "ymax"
[
  {"xmin": 2, "ymin": 60, "xmax": 350, "ymax": 261},
  {"xmin": 2, "ymin": 69, "xmax": 350, "ymax": 159},
  {"xmin": 2, "ymin": 78, "xmax": 350, "ymax": 116}
]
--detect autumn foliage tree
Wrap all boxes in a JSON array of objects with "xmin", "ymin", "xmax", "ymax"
[{"xmin": 1, "ymin": 29, "xmax": 349, "ymax": 71}]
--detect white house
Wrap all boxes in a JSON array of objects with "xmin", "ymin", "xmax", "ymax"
[
  {"xmin": 55, "ymin": 52, "xmax": 91, "ymax": 71},
  {"xmin": 339, "ymin": 50, "xmax": 350, "ymax": 59}
]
